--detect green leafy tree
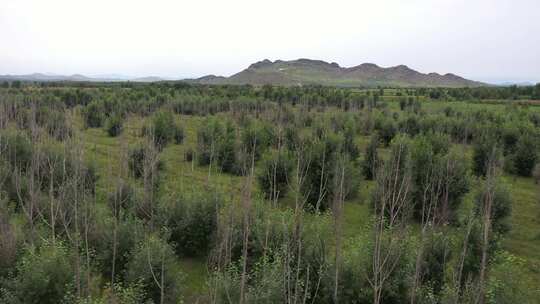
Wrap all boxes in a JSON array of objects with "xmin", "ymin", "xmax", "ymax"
[
  {"xmin": 8, "ymin": 242, "xmax": 75, "ymax": 304},
  {"xmin": 126, "ymin": 234, "xmax": 184, "ymax": 304},
  {"xmin": 302, "ymin": 133, "xmax": 360, "ymax": 211},
  {"xmin": 513, "ymin": 133, "xmax": 538, "ymax": 176},
  {"xmin": 240, "ymin": 121, "xmax": 275, "ymax": 161},
  {"xmin": 362, "ymin": 133, "xmax": 379, "ymax": 180},
  {"xmin": 105, "ymin": 114, "xmax": 123, "ymax": 137},
  {"xmin": 83, "ymin": 101, "xmax": 105, "ymax": 128},
  {"xmin": 378, "ymin": 118, "xmax": 397, "ymax": 146},
  {"xmin": 159, "ymin": 194, "xmax": 220, "ymax": 257},
  {"xmin": 216, "ymin": 121, "xmax": 238, "ymax": 174},
  {"xmin": 173, "ymin": 123, "xmax": 184, "ymax": 144},
  {"xmin": 257, "ymin": 150, "xmax": 294, "ymax": 201},
  {"xmin": 472, "ymin": 134, "xmax": 501, "ymax": 176},
  {"xmin": 151, "ymin": 111, "xmax": 176, "ymax": 148}
]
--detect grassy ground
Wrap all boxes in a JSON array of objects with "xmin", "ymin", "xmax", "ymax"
[{"xmin": 501, "ymin": 175, "xmax": 540, "ymax": 285}]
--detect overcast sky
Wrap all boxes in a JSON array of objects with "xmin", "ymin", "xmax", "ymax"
[{"xmin": 1, "ymin": 0, "xmax": 539, "ymax": 83}]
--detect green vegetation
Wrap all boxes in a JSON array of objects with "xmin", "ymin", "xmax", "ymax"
[{"xmin": 0, "ymin": 82, "xmax": 539, "ymax": 304}]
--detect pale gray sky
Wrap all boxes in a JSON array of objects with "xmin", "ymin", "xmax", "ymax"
[{"xmin": 1, "ymin": 0, "xmax": 539, "ymax": 83}]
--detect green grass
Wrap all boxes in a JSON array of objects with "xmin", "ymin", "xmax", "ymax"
[
  {"xmin": 501, "ymin": 175, "xmax": 540, "ymax": 283},
  {"xmin": 179, "ymin": 257, "xmax": 210, "ymax": 302}
]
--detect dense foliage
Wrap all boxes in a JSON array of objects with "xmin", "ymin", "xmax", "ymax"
[{"xmin": 0, "ymin": 82, "xmax": 539, "ymax": 303}]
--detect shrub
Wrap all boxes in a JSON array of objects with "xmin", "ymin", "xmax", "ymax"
[
  {"xmin": 36, "ymin": 107, "xmax": 72, "ymax": 140},
  {"xmin": 9, "ymin": 242, "xmax": 75, "ymax": 304},
  {"xmin": 284, "ymin": 126, "xmax": 300, "ymax": 150},
  {"xmin": 159, "ymin": 194, "xmax": 220, "ymax": 257},
  {"xmin": 301, "ymin": 133, "xmax": 360, "ymax": 211},
  {"xmin": 377, "ymin": 117, "xmax": 397, "ymax": 146},
  {"xmin": 184, "ymin": 148, "xmax": 194, "ymax": 162},
  {"xmin": 301, "ymin": 133, "xmax": 341, "ymax": 211},
  {"xmin": 472, "ymin": 134, "xmax": 501, "ymax": 176},
  {"xmin": 476, "ymin": 180, "xmax": 512, "ymax": 236},
  {"xmin": 105, "ymin": 114, "xmax": 123, "ymax": 137},
  {"xmin": 0, "ymin": 131, "xmax": 33, "ymax": 170},
  {"xmin": 342, "ymin": 118, "xmax": 359, "ymax": 159},
  {"xmin": 371, "ymin": 135, "xmax": 412, "ymax": 216},
  {"xmin": 128, "ymin": 146, "xmax": 162, "ymax": 179},
  {"xmin": 487, "ymin": 251, "xmax": 538, "ymax": 303},
  {"xmin": 418, "ymin": 232, "xmax": 452, "ymax": 296},
  {"xmin": 197, "ymin": 118, "xmax": 224, "ymax": 166},
  {"xmin": 324, "ymin": 232, "xmax": 413, "ymax": 304},
  {"xmin": 501, "ymin": 125, "xmax": 519, "ymax": 155},
  {"xmin": 513, "ymin": 133, "xmax": 538, "ymax": 176},
  {"xmin": 38, "ymin": 146, "xmax": 98, "ymax": 194},
  {"xmin": 257, "ymin": 150, "xmax": 294, "ymax": 201},
  {"xmin": 240, "ymin": 121, "xmax": 275, "ymax": 161},
  {"xmin": 151, "ymin": 111, "xmax": 176, "ymax": 148},
  {"xmin": 215, "ymin": 121, "xmax": 238, "ymax": 174},
  {"xmin": 83, "ymin": 101, "xmax": 104, "ymax": 128},
  {"xmin": 125, "ymin": 234, "xmax": 184, "ymax": 304},
  {"xmin": 197, "ymin": 119, "xmax": 237, "ymax": 174},
  {"xmin": 108, "ymin": 180, "xmax": 136, "ymax": 217},
  {"xmin": 440, "ymin": 148, "xmax": 470, "ymax": 223},
  {"xmin": 362, "ymin": 133, "xmax": 379, "ymax": 180},
  {"xmin": 93, "ymin": 215, "xmax": 143, "ymax": 282}
]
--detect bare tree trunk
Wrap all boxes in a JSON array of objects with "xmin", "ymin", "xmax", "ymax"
[
  {"xmin": 477, "ymin": 154, "xmax": 498, "ymax": 304},
  {"xmin": 146, "ymin": 237, "xmax": 165, "ymax": 304},
  {"xmin": 369, "ymin": 140, "xmax": 412, "ymax": 304},
  {"xmin": 411, "ymin": 157, "xmax": 444, "ymax": 304},
  {"xmin": 239, "ymin": 142, "xmax": 256, "ymax": 304},
  {"xmin": 333, "ymin": 161, "xmax": 346, "ymax": 303},
  {"xmin": 454, "ymin": 208, "xmax": 475, "ymax": 304}
]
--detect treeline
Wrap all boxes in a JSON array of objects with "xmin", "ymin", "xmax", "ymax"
[{"xmin": 2, "ymin": 81, "xmax": 540, "ymax": 112}]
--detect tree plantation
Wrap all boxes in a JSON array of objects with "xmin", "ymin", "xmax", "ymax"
[{"xmin": 0, "ymin": 82, "xmax": 539, "ymax": 304}]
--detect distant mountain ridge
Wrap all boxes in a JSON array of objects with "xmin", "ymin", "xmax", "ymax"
[
  {"xmin": 189, "ymin": 59, "xmax": 485, "ymax": 87},
  {"xmin": 1, "ymin": 58, "xmax": 486, "ymax": 87},
  {"xmin": 0, "ymin": 73, "xmax": 167, "ymax": 82}
]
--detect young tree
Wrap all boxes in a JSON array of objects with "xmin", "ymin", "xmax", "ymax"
[
  {"xmin": 370, "ymin": 135, "xmax": 413, "ymax": 304},
  {"xmin": 151, "ymin": 111, "xmax": 176, "ymax": 149},
  {"xmin": 513, "ymin": 133, "xmax": 538, "ymax": 176},
  {"xmin": 472, "ymin": 134, "xmax": 501, "ymax": 177},
  {"xmin": 82, "ymin": 101, "xmax": 104, "ymax": 128},
  {"xmin": 105, "ymin": 114, "xmax": 123, "ymax": 137},
  {"xmin": 257, "ymin": 150, "xmax": 293, "ymax": 201},
  {"xmin": 159, "ymin": 194, "xmax": 219, "ymax": 257},
  {"xmin": 9, "ymin": 242, "xmax": 75, "ymax": 304},
  {"xmin": 126, "ymin": 234, "xmax": 184, "ymax": 304},
  {"xmin": 362, "ymin": 133, "xmax": 379, "ymax": 180},
  {"xmin": 240, "ymin": 121, "xmax": 275, "ymax": 161}
]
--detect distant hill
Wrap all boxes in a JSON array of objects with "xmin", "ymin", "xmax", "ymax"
[
  {"xmin": 190, "ymin": 59, "xmax": 485, "ymax": 87},
  {"xmin": 0, "ymin": 73, "xmax": 165, "ymax": 82},
  {"xmin": 495, "ymin": 81, "xmax": 536, "ymax": 87},
  {"xmin": 0, "ymin": 73, "xmax": 95, "ymax": 82},
  {"xmin": 131, "ymin": 76, "xmax": 166, "ymax": 82},
  {"xmin": 183, "ymin": 75, "xmax": 227, "ymax": 85}
]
